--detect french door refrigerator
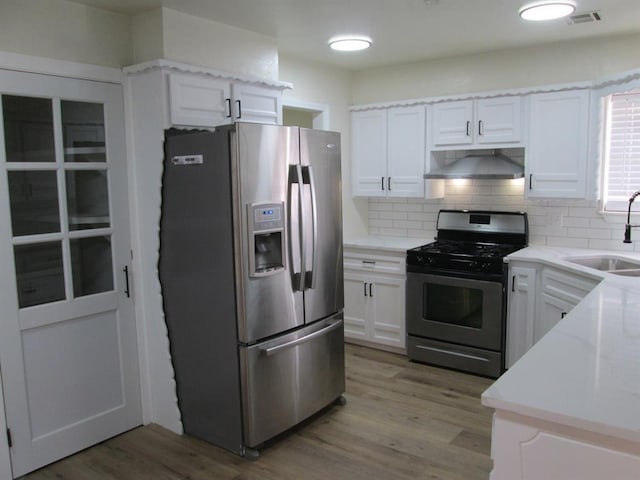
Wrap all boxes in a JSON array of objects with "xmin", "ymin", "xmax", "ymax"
[{"xmin": 159, "ymin": 122, "xmax": 345, "ymax": 456}]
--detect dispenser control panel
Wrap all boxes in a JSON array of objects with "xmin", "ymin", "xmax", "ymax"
[
  {"xmin": 252, "ymin": 204, "xmax": 283, "ymax": 231},
  {"xmin": 248, "ymin": 202, "xmax": 285, "ymax": 277}
]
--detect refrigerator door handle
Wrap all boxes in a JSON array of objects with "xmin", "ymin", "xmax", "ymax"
[
  {"xmin": 259, "ymin": 319, "xmax": 342, "ymax": 356},
  {"xmin": 289, "ymin": 164, "xmax": 306, "ymax": 291},
  {"xmin": 302, "ymin": 165, "xmax": 318, "ymax": 289}
]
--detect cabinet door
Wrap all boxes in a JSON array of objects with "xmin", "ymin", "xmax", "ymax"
[
  {"xmin": 527, "ymin": 90, "xmax": 589, "ymax": 198},
  {"xmin": 536, "ymin": 293, "xmax": 573, "ymax": 343},
  {"xmin": 351, "ymin": 110, "xmax": 387, "ymax": 197},
  {"xmin": 168, "ymin": 73, "xmax": 231, "ymax": 127},
  {"xmin": 506, "ymin": 265, "xmax": 537, "ymax": 368},
  {"xmin": 432, "ymin": 100, "xmax": 473, "ymax": 146},
  {"xmin": 476, "ymin": 97, "xmax": 522, "ymax": 144},
  {"xmin": 369, "ymin": 274, "xmax": 406, "ymax": 349},
  {"xmin": 387, "ymin": 106, "xmax": 425, "ymax": 198},
  {"xmin": 343, "ymin": 271, "xmax": 369, "ymax": 340},
  {"xmin": 231, "ymin": 83, "xmax": 281, "ymax": 125}
]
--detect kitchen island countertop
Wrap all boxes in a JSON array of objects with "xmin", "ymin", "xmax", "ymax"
[{"xmin": 482, "ymin": 245, "xmax": 640, "ymax": 443}]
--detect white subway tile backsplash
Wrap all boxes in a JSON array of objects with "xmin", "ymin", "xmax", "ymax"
[
  {"xmin": 547, "ymin": 236, "xmax": 589, "ymax": 248},
  {"xmin": 366, "ymin": 179, "xmax": 632, "ymax": 249},
  {"xmin": 567, "ymin": 228, "xmax": 611, "ymax": 239}
]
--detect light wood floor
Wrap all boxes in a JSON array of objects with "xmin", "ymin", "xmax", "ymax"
[{"xmin": 24, "ymin": 343, "xmax": 495, "ymax": 480}]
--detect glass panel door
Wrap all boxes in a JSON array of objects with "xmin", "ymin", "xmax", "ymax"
[
  {"xmin": 0, "ymin": 69, "xmax": 140, "ymax": 478},
  {"xmin": 3, "ymin": 96, "xmax": 114, "ymax": 308}
]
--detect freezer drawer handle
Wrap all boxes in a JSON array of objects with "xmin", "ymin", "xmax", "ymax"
[{"xmin": 260, "ymin": 320, "xmax": 342, "ymax": 357}]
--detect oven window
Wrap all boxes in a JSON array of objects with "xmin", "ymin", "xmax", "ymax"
[{"xmin": 423, "ymin": 283, "xmax": 483, "ymax": 329}]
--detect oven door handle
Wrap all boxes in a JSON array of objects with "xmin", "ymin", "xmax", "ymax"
[{"xmin": 414, "ymin": 344, "xmax": 490, "ymax": 363}]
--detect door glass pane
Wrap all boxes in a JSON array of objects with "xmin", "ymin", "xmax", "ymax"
[
  {"xmin": 61, "ymin": 101, "xmax": 106, "ymax": 163},
  {"xmin": 8, "ymin": 170, "xmax": 60, "ymax": 236},
  {"xmin": 2, "ymin": 95, "xmax": 55, "ymax": 162},
  {"xmin": 14, "ymin": 242, "xmax": 65, "ymax": 308},
  {"xmin": 423, "ymin": 283, "xmax": 483, "ymax": 329},
  {"xmin": 66, "ymin": 170, "xmax": 110, "ymax": 230},
  {"xmin": 70, "ymin": 236, "xmax": 114, "ymax": 297}
]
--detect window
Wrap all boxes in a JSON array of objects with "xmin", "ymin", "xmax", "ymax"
[{"xmin": 602, "ymin": 91, "xmax": 640, "ymax": 212}]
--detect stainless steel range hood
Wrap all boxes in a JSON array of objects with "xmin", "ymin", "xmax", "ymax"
[{"xmin": 424, "ymin": 153, "xmax": 524, "ymax": 180}]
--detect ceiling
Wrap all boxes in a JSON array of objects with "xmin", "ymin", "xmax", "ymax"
[{"xmin": 68, "ymin": 0, "xmax": 640, "ymax": 70}]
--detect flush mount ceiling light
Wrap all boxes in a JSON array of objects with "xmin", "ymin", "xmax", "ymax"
[
  {"xmin": 519, "ymin": 1, "xmax": 576, "ymax": 21},
  {"xmin": 328, "ymin": 35, "xmax": 372, "ymax": 52}
]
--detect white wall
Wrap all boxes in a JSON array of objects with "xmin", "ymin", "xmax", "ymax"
[
  {"xmin": 160, "ymin": 8, "xmax": 279, "ymax": 80},
  {"xmin": 352, "ymin": 33, "xmax": 640, "ymax": 104},
  {"xmin": 0, "ymin": 0, "xmax": 131, "ymax": 67},
  {"xmin": 279, "ymin": 55, "xmax": 368, "ymax": 239},
  {"xmin": 131, "ymin": 9, "xmax": 164, "ymax": 64}
]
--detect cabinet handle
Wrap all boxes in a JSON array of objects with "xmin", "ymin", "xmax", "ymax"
[
  {"xmin": 225, "ymin": 98, "xmax": 232, "ymax": 118},
  {"xmin": 478, "ymin": 120, "xmax": 483, "ymax": 136},
  {"xmin": 381, "ymin": 176, "xmax": 385, "ymax": 190},
  {"xmin": 466, "ymin": 120, "xmax": 470, "ymax": 136},
  {"xmin": 362, "ymin": 260, "xmax": 376, "ymax": 266},
  {"xmin": 561, "ymin": 311, "xmax": 567, "ymax": 318},
  {"xmin": 123, "ymin": 266, "xmax": 131, "ymax": 298},
  {"xmin": 236, "ymin": 99, "xmax": 242, "ymax": 119},
  {"xmin": 529, "ymin": 174, "xmax": 533, "ymax": 190},
  {"xmin": 388, "ymin": 177, "xmax": 391, "ymax": 191},
  {"xmin": 511, "ymin": 275, "xmax": 515, "ymax": 292},
  {"xmin": 364, "ymin": 282, "xmax": 368, "ymax": 297},
  {"xmin": 369, "ymin": 283, "xmax": 373, "ymax": 297}
]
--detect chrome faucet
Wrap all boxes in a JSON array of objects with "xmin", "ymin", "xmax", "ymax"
[{"xmin": 623, "ymin": 190, "xmax": 640, "ymax": 243}]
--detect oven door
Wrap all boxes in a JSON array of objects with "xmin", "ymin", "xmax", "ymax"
[{"xmin": 406, "ymin": 272, "xmax": 503, "ymax": 351}]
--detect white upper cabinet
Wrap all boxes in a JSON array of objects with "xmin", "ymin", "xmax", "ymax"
[
  {"xmin": 169, "ymin": 72, "xmax": 282, "ymax": 127},
  {"xmin": 352, "ymin": 105, "xmax": 436, "ymax": 198},
  {"xmin": 431, "ymin": 97, "xmax": 523, "ymax": 148},
  {"xmin": 526, "ymin": 90, "xmax": 589, "ymax": 198},
  {"xmin": 431, "ymin": 100, "xmax": 474, "ymax": 146},
  {"xmin": 351, "ymin": 109, "xmax": 388, "ymax": 197},
  {"xmin": 387, "ymin": 106, "xmax": 426, "ymax": 197},
  {"xmin": 351, "ymin": 105, "xmax": 441, "ymax": 197}
]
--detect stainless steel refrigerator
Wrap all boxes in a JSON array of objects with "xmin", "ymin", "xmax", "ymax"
[{"xmin": 159, "ymin": 122, "xmax": 345, "ymax": 457}]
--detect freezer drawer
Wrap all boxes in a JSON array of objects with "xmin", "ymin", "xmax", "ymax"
[{"xmin": 239, "ymin": 314, "xmax": 345, "ymax": 448}]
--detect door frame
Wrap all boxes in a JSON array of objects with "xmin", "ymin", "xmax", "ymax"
[
  {"xmin": 283, "ymin": 97, "xmax": 330, "ymax": 130},
  {"xmin": 0, "ymin": 51, "xmax": 138, "ymax": 479}
]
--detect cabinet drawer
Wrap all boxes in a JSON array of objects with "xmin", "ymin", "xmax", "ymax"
[
  {"xmin": 540, "ymin": 268, "xmax": 599, "ymax": 306},
  {"xmin": 344, "ymin": 250, "xmax": 405, "ymax": 275}
]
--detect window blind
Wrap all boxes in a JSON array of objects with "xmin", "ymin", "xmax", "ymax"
[{"xmin": 604, "ymin": 92, "xmax": 640, "ymax": 212}]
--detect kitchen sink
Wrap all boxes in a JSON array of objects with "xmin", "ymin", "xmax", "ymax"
[{"xmin": 563, "ymin": 255, "xmax": 640, "ymax": 276}]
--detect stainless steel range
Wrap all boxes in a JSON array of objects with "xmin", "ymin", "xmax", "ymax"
[{"xmin": 406, "ymin": 210, "xmax": 528, "ymax": 378}]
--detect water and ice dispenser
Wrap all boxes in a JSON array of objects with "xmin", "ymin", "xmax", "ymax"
[{"xmin": 248, "ymin": 202, "xmax": 285, "ymax": 277}]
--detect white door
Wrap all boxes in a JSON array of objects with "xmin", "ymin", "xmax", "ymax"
[
  {"xmin": 0, "ymin": 70, "xmax": 141, "ymax": 477},
  {"xmin": 387, "ymin": 106, "xmax": 425, "ymax": 198},
  {"xmin": 369, "ymin": 274, "xmax": 406, "ymax": 349},
  {"xmin": 351, "ymin": 109, "xmax": 388, "ymax": 197},
  {"xmin": 431, "ymin": 100, "xmax": 473, "ymax": 146},
  {"xmin": 476, "ymin": 97, "xmax": 522, "ymax": 144}
]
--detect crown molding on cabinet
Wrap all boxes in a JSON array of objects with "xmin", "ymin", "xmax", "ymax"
[
  {"xmin": 123, "ymin": 58, "xmax": 293, "ymax": 91},
  {"xmin": 350, "ymin": 67, "xmax": 640, "ymax": 112}
]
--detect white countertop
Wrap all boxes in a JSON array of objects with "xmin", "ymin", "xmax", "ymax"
[
  {"xmin": 344, "ymin": 235, "xmax": 431, "ymax": 253},
  {"xmin": 482, "ymin": 246, "xmax": 640, "ymax": 443}
]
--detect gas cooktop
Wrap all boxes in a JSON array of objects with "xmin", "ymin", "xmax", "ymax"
[{"xmin": 407, "ymin": 210, "xmax": 529, "ymax": 276}]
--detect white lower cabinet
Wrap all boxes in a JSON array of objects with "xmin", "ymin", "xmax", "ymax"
[
  {"xmin": 490, "ymin": 411, "xmax": 640, "ymax": 480},
  {"xmin": 506, "ymin": 261, "xmax": 600, "ymax": 367},
  {"xmin": 506, "ymin": 265, "xmax": 537, "ymax": 369},
  {"xmin": 344, "ymin": 248, "xmax": 406, "ymax": 351},
  {"xmin": 535, "ymin": 267, "xmax": 600, "ymax": 343}
]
